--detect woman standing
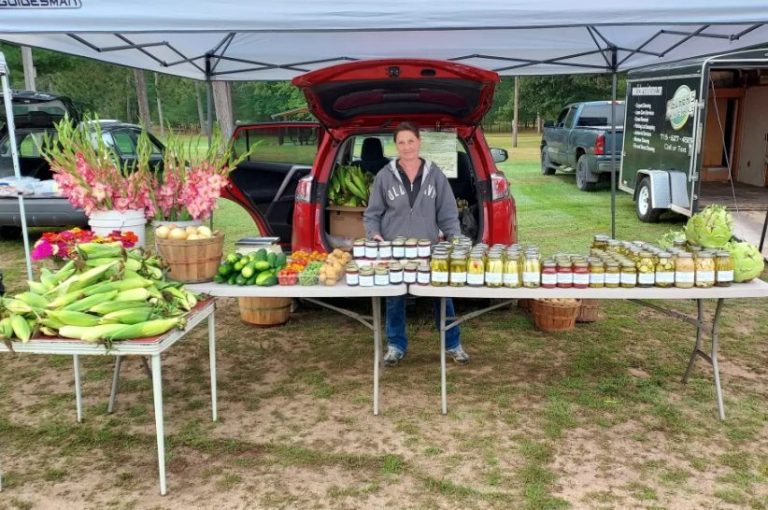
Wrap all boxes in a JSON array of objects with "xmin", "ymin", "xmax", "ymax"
[{"xmin": 363, "ymin": 122, "xmax": 469, "ymax": 366}]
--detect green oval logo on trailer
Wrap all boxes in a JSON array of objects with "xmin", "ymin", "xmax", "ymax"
[{"xmin": 665, "ymin": 85, "xmax": 696, "ymax": 131}]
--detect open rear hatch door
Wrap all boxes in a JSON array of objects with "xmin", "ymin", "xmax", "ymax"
[{"xmin": 292, "ymin": 59, "xmax": 499, "ymax": 129}]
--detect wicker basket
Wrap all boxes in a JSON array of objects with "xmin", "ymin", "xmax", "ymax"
[
  {"xmin": 155, "ymin": 231, "xmax": 224, "ymax": 283},
  {"xmin": 517, "ymin": 298, "xmax": 533, "ymax": 314},
  {"xmin": 238, "ymin": 297, "xmax": 291, "ymax": 327},
  {"xmin": 577, "ymin": 299, "xmax": 600, "ymax": 323},
  {"xmin": 531, "ymin": 298, "xmax": 581, "ymax": 332}
]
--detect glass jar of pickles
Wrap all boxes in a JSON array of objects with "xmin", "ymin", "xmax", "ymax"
[
  {"xmin": 467, "ymin": 252, "xmax": 485, "ymax": 287},
  {"xmin": 605, "ymin": 261, "xmax": 621, "ymax": 288},
  {"xmin": 485, "ymin": 252, "xmax": 503, "ymax": 288},
  {"xmin": 430, "ymin": 253, "xmax": 449, "ymax": 286},
  {"xmin": 449, "ymin": 252, "xmax": 468, "ymax": 287},
  {"xmin": 503, "ymin": 252, "xmax": 522, "ymax": 288},
  {"xmin": 588, "ymin": 258, "xmax": 605, "ymax": 288},
  {"xmin": 637, "ymin": 251, "xmax": 655, "ymax": 288},
  {"xmin": 620, "ymin": 262, "xmax": 637, "ymax": 288},
  {"xmin": 695, "ymin": 251, "xmax": 715, "ymax": 288},
  {"xmin": 675, "ymin": 252, "xmax": 695, "ymax": 289},
  {"xmin": 655, "ymin": 252, "xmax": 675, "ymax": 288},
  {"xmin": 523, "ymin": 252, "xmax": 541, "ymax": 288},
  {"xmin": 715, "ymin": 251, "xmax": 733, "ymax": 287}
]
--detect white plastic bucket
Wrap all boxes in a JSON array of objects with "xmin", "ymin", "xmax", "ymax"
[{"xmin": 88, "ymin": 209, "xmax": 147, "ymax": 248}]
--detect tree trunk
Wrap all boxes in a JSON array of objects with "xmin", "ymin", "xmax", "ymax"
[
  {"xmin": 21, "ymin": 46, "xmax": 36, "ymax": 91},
  {"xmin": 512, "ymin": 77, "xmax": 519, "ymax": 148},
  {"xmin": 536, "ymin": 112, "xmax": 541, "ymax": 134},
  {"xmin": 126, "ymin": 73, "xmax": 134, "ymax": 122},
  {"xmin": 194, "ymin": 81, "xmax": 208, "ymax": 136},
  {"xmin": 154, "ymin": 73, "xmax": 165, "ymax": 136},
  {"xmin": 212, "ymin": 80, "xmax": 234, "ymax": 141},
  {"xmin": 133, "ymin": 69, "xmax": 152, "ymax": 129}
]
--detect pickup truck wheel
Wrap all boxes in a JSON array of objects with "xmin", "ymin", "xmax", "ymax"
[
  {"xmin": 540, "ymin": 148, "xmax": 556, "ymax": 175},
  {"xmin": 636, "ymin": 178, "xmax": 662, "ymax": 223},
  {"xmin": 575, "ymin": 156, "xmax": 596, "ymax": 191}
]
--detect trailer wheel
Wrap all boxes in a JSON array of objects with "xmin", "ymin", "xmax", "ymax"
[
  {"xmin": 540, "ymin": 147, "xmax": 555, "ymax": 175},
  {"xmin": 635, "ymin": 178, "xmax": 662, "ymax": 222},
  {"xmin": 575, "ymin": 155, "xmax": 596, "ymax": 191}
]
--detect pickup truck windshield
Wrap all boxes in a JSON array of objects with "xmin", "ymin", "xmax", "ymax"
[{"xmin": 577, "ymin": 104, "xmax": 625, "ymax": 128}]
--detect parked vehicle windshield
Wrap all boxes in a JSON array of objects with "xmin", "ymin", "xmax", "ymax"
[{"xmin": 576, "ymin": 104, "xmax": 625, "ymax": 127}]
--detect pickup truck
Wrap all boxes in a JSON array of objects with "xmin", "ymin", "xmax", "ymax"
[{"xmin": 540, "ymin": 101, "xmax": 625, "ymax": 191}]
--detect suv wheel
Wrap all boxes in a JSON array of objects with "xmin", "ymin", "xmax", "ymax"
[
  {"xmin": 540, "ymin": 148, "xmax": 555, "ymax": 175},
  {"xmin": 575, "ymin": 155, "xmax": 596, "ymax": 191},
  {"xmin": 636, "ymin": 177, "xmax": 662, "ymax": 222}
]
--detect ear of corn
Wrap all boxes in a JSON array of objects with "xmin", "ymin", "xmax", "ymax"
[
  {"xmin": 10, "ymin": 314, "xmax": 31, "ymax": 342},
  {"xmin": 67, "ymin": 261, "xmax": 120, "ymax": 292},
  {"xmin": 0, "ymin": 317, "xmax": 13, "ymax": 338},
  {"xmin": 57, "ymin": 325, "xmax": 90, "ymax": 340},
  {"xmin": 46, "ymin": 310, "xmax": 101, "ymax": 327},
  {"xmin": 62, "ymin": 290, "xmax": 120, "ymax": 313},
  {"xmin": 99, "ymin": 307, "xmax": 154, "ymax": 325},
  {"xmin": 82, "ymin": 278, "xmax": 151, "ymax": 297},
  {"xmin": 88, "ymin": 300, "xmax": 148, "ymax": 315},
  {"xmin": 115, "ymin": 288, "xmax": 151, "ymax": 302},
  {"xmin": 79, "ymin": 324, "xmax": 130, "ymax": 342},
  {"xmin": 124, "ymin": 258, "xmax": 142, "ymax": 271},
  {"xmin": 84, "ymin": 257, "xmax": 124, "ymax": 268},
  {"xmin": 15, "ymin": 292, "xmax": 50, "ymax": 308},
  {"xmin": 2, "ymin": 298, "xmax": 40, "ymax": 316},
  {"xmin": 41, "ymin": 317, "xmax": 66, "ymax": 330},
  {"xmin": 46, "ymin": 289, "xmax": 85, "ymax": 310},
  {"xmin": 76, "ymin": 242, "xmax": 124, "ymax": 259},
  {"xmin": 107, "ymin": 317, "xmax": 183, "ymax": 341},
  {"xmin": 27, "ymin": 280, "xmax": 48, "ymax": 295},
  {"xmin": 40, "ymin": 326, "xmax": 58, "ymax": 337}
]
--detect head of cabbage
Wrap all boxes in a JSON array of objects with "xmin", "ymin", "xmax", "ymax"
[
  {"xmin": 685, "ymin": 204, "xmax": 733, "ymax": 248},
  {"xmin": 724, "ymin": 241, "xmax": 765, "ymax": 282},
  {"xmin": 658, "ymin": 229, "xmax": 686, "ymax": 250}
]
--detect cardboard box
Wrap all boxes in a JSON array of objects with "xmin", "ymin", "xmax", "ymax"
[{"xmin": 327, "ymin": 205, "xmax": 366, "ymax": 239}]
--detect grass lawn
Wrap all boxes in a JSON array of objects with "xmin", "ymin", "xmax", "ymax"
[{"xmin": 1, "ymin": 131, "xmax": 767, "ymax": 509}]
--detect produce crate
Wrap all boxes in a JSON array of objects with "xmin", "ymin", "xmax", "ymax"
[
  {"xmin": 577, "ymin": 299, "xmax": 600, "ymax": 323},
  {"xmin": 327, "ymin": 205, "xmax": 366, "ymax": 239},
  {"xmin": 239, "ymin": 297, "xmax": 291, "ymax": 327},
  {"xmin": 156, "ymin": 231, "xmax": 224, "ymax": 283},
  {"xmin": 531, "ymin": 298, "xmax": 581, "ymax": 332}
]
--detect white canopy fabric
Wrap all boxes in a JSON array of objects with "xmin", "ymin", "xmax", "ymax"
[{"xmin": 0, "ymin": 1, "xmax": 767, "ymax": 80}]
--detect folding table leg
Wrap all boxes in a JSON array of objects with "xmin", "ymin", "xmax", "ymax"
[
  {"xmin": 682, "ymin": 300, "xmax": 705, "ymax": 384},
  {"xmin": 710, "ymin": 299, "xmax": 725, "ymax": 420},
  {"xmin": 150, "ymin": 354, "xmax": 167, "ymax": 495},
  {"xmin": 372, "ymin": 296, "xmax": 381, "ymax": 416},
  {"xmin": 440, "ymin": 297, "xmax": 448, "ymax": 415},
  {"xmin": 73, "ymin": 355, "xmax": 83, "ymax": 423},
  {"xmin": 108, "ymin": 356, "xmax": 123, "ymax": 414},
  {"xmin": 208, "ymin": 312, "xmax": 218, "ymax": 422}
]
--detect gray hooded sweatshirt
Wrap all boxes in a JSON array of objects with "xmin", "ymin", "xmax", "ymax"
[{"xmin": 363, "ymin": 159, "xmax": 460, "ymax": 243}]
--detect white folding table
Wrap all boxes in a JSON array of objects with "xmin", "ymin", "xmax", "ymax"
[
  {"xmin": 410, "ymin": 280, "xmax": 768, "ymax": 419},
  {"xmin": 0, "ymin": 299, "xmax": 217, "ymax": 496},
  {"xmin": 186, "ymin": 282, "xmax": 407, "ymax": 416}
]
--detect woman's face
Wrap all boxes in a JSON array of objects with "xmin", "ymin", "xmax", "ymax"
[{"xmin": 395, "ymin": 129, "xmax": 421, "ymax": 162}]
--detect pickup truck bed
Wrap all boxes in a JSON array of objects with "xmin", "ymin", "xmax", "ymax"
[{"xmin": 0, "ymin": 195, "xmax": 86, "ymax": 228}]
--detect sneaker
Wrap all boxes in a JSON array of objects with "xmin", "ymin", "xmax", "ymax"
[
  {"xmin": 446, "ymin": 345, "xmax": 470, "ymax": 364},
  {"xmin": 383, "ymin": 346, "xmax": 405, "ymax": 366}
]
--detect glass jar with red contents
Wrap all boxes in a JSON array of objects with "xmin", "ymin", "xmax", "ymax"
[
  {"xmin": 541, "ymin": 261, "xmax": 557, "ymax": 288},
  {"xmin": 556, "ymin": 260, "xmax": 573, "ymax": 288},
  {"xmin": 572, "ymin": 261, "xmax": 589, "ymax": 289}
]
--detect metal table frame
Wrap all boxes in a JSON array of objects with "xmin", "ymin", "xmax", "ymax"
[
  {"xmin": 0, "ymin": 299, "xmax": 217, "ymax": 495},
  {"xmin": 410, "ymin": 281, "xmax": 768, "ymax": 419},
  {"xmin": 186, "ymin": 283, "xmax": 408, "ymax": 416}
]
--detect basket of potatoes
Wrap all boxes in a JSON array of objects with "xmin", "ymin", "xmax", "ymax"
[
  {"xmin": 531, "ymin": 298, "xmax": 581, "ymax": 332},
  {"xmin": 318, "ymin": 249, "xmax": 353, "ymax": 286}
]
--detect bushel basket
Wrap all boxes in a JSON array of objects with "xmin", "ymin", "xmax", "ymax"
[
  {"xmin": 156, "ymin": 231, "xmax": 225, "ymax": 283},
  {"xmin": 531, "ymin": 298, "xmax": 581, "ymax": 332}
]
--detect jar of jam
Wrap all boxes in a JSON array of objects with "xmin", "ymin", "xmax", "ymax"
[
  {"xmin": 695, "ymin": 251, "xmax": 715, "ymax": 288},
  {"xmin": 556, "ymin": 260, "xmax": 573, "ymax": 288},
  {"xmin": 523, "ymin": 252, "xmax": 541, "ymax": 288},
  {"xmin": 430, "ymin": 253, "xmax": 449, "ymax": 286},
  {"xmin": 417, "ymin": 261, "xmax": 431, "ymax": 285},
  {"xmin": 541, "ymin": 261, "xmax": 557, "ymax": 289},
  {"xmin": 485, "ymin": 252, "xmax": 503, "ymax": 288},
  {"xmin": 403, "ymin": 262, "xmax": 418, "ymax": 284},
  {"xmin": 573, "ymin": 261, "xmax": 589, "ymax": 289},
  {"xmin": 378, "ymin": 240, "xmax": 392, "ymax": 260},
  {"xmin": 605, "ymin": 261, "xmax": 621, "ymax": 288},
  {"xmin": 374, "ymin": 266, "xmax": 390, "ymax": 286},
  {"xmin": 655, "ymin": 252, "xmax": 675, "ymax": 288},
  {"xmin": 417, "ymin": 239, "xmax": 432, "ymax": 258},
  {"xmin": 467, "ymin": 253, "xmax": 485, "ymax": 287},
  {"xmin": 359, "ymin": 267, "xmax": 374, "ymax": 287},
  {"xmin": 405, "ymin": 238, "xmax": 418, "ymax": 259},
  {"xmin": 588, "ymin": 258, "xmax": 605, "ymax": 288},
  {"xmin": 353, "ymin": 239, "xmax": 366, "ymax": 259},
  {"xmin": 503, "ymin": 251, "xmax": 521, "ymax": 288},
  {"xmin": 449, "ymin": 252, "xmax": 467, "ymax": 287},
  {"xmin": 365, "ymin": 240, "xmax": 379, "ymax": 260},
  {"xmin": 715, "ymin": 251, "xmax": 733, "ymax": 287},
  {"xmin": 345, "ymin": 263, "xmax": 359, "ymax": 286},
  {"xmin": 392, "ymin": 238, "xmax": 406, "ymax": 259},
  {"xmin": 675, "ymin": 252, "xmax": 695, "ymax": 289},
  {"xmin": 637, "ymin": 251, "xmax": 655, "ymax": 288},
  {"xmin": 620, "ymin": 262, "xmax": 637, "ymax": 288}
]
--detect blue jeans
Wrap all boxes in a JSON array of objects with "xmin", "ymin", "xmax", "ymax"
[{"xmin": 385, "ymin": 296, "xmax": 460, "ymax": 353}]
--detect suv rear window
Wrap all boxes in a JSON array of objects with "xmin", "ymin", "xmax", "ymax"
[{"xmin": 234, "ymin": 126, "xmax": 318, "ymax": 165}]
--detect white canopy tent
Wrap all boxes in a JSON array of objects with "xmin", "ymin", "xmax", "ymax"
[{"xmin": 1, "ymin": 1, "xmax": 768, "ymax": 275}]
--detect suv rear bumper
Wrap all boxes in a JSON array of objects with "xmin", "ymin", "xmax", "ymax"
[{"xmin": 0, "ymin": 197, "xmax": 87, "ymax": 227}]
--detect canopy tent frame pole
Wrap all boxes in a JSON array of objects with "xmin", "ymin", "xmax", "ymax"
[
  {"xmin": 205, "ymin": 54, "xmax": 214, "ymax": 229},
  {"xmin": 610, "ymin": 47, "xmax": 618, "ymax": 240},
  {"xmin": 0, "ymin": 51, "xmax": 34, "ymax": 281}
]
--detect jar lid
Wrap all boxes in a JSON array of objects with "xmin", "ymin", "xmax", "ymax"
[
  {"xmin": 677, "ymin": 252, "xmax": 693, "ymax": 258},
  {"xmin": 556, "ymin": 260, "xmax": 572, "ymax": 268},
  {"xmin": 392, "ymin": 239, "xmax": 405, "ymax": 245},
  {"xmin": 698, "ymin": 251, "xmax": 714, "ymax": 257},
  {"xmin": 360, "ymin": 267, "xmax": 374, "ymax": 275},
  {"xmin": 379, "ymin": 240, "xmax": 391, "ymax": 246},
  {"xmin": 418, "ymin": 239, "xmax": 431, "ymax": 245},
  {"xmin": 594, "ymin": 234, "xmax": 610, "ymax": 241},
  {"xmin": 639, "ymin": 251, "xmax": 653, "ymax": 257},
  {"xmin": 365, "ymin": 240, "xmax": 379, "ymax": 246},
  {"xmin": 621, "ymin": 261, "xmax": 636, "ymax": 268},
  {"xmin": 543, "ymin": 261, "xmax": 556, "ymax": 268},
  {"xmin": 715, "ymin": 250, "xmax": 731, "ymax": 257},
  {"xmin": 389, "ymin": 262, "xmax": 403, "ymax": 270},
  {"xmin": 588, "ymin": 259, "xmax": 604, "ymax": 266},
  {"xmin": 353, "ymin": 238, "xmax": 366, "ymax": 245},
  {"xmin": 658, "ymin": 251, "xmax": 672, "ymax": 258},
  {"xmin": 606, "ymin": 261, "xmax": 620, "ymax": 267},
  {"xmin": 406, "ymin": 238, "xmax": 418, "ymax": 244},
  {"xmin": 345, "ymin": 262, "xmax": 359, "ymax": 270},
  {"xmin": 574, "ymin": 261, "xmax": 589, "ymax": 268},
  {"xmin": 404, "ymin": 262, "xmax": 418, "ymax": 270},
  {"xmin": 374, "ymin": 267, "xmax": 389, "ymax": 274}
]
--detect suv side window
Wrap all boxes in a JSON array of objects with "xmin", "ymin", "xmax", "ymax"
[
  {"xmin": 19, "ymin": 132, "xmax": 47, "ymax": 157},
  {"xmin": 105, "ymin": 129, "xmax": 162, "ymax": 157},
  {"xmin": 234, "ymin": 126, "xmax": 318, "ymax": 165}
]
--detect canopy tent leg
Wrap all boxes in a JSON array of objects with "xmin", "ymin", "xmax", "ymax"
[{"xmin": 610, "ymin": 47, "xmax": 618, "ymax": 240}]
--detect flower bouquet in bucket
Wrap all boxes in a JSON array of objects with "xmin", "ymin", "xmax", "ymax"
[{"xmin": 31, "ymin": 227, "xmax": 139, "ymax": 268}]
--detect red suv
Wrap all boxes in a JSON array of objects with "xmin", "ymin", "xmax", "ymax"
[{"xmin": 224, "ymin": 59, "xmax": 516, "ymax": 252}]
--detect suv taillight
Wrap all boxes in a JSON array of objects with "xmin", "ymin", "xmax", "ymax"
[
  {"xmin": 594, "ymin": 134, "xmax": 605, "ymax": 156},
  {"xmin": 296, "ymin": 175, "xmax": 313, "ymax": 203},
  {"xmin": 490, "ymin": 172, "xmax": 509, "ymax": 201}
]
